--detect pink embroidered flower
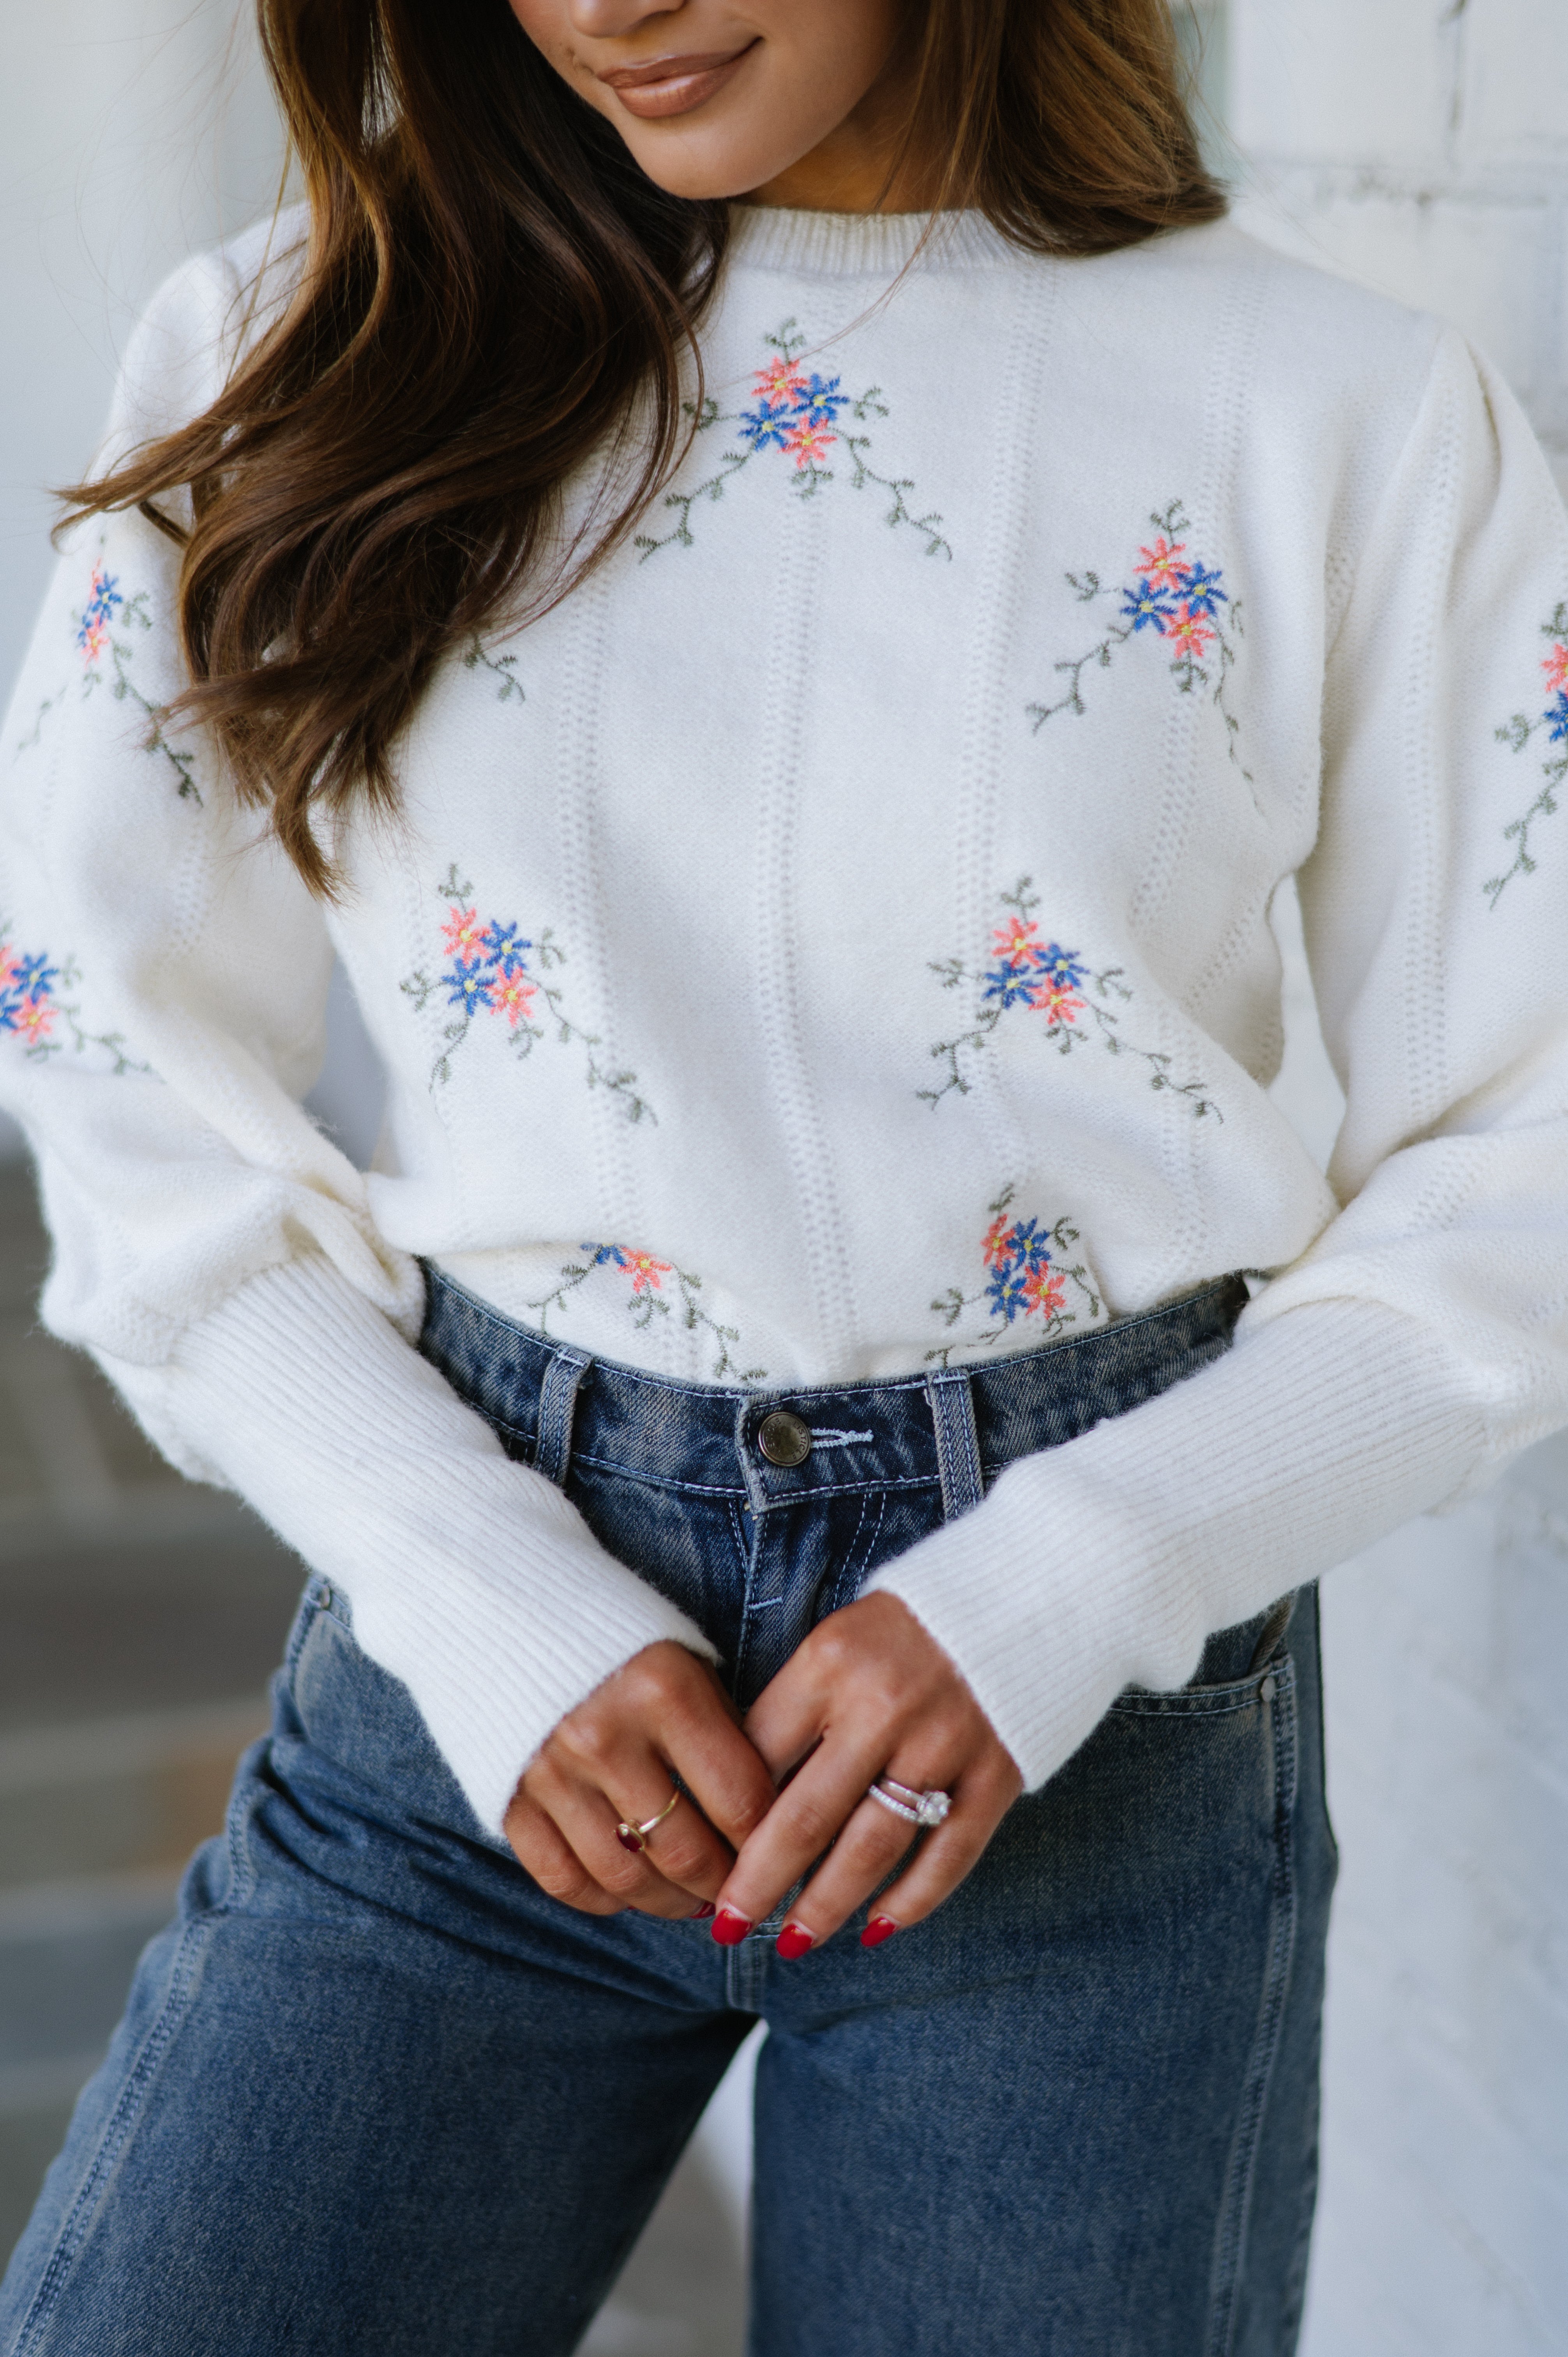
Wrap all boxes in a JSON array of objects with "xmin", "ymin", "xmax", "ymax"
[
  {"xmin": 1136, "ymin": 536, "xmax": 1189, "ymax": 593},
  {"xmin": 754, "ymin": 355, "xmax": 807, "ymax": 403},
  {"xmin": 440, "ymin": 905, "xmax": 488, "ymax": 960},
  {"xmin": 783, "ymin": 419, "xmax": 836, "ymax": 470},
  {"xmin": 1033, "ymin": 981, "xmax": 1084, "ymax": 1028},
  {"xmin": 0, "ymin": 945, "xmax": 17, "ymax": 990},
  {"xmin": 492, "ymin": 974, "xmax": 537, "ymax": 1028},
  {"xmin": 1543, "ymin": 643, "xmax": 1568, "ymax": 696},
  {"xmin": 991, "ymin": 917, "xmax": 1040, "ymax": 964},
  {"xmin": 1021, "ymin": 1265, "xmax": 1067, "ymax": 1319},
  {"xmin": 12, "ymin": 995, "xmax": 55, "ymax": 1045},
  {"xmin": 622, "ymin": 1252, "xmax": 672, "ymax": 1295},
  {"xmin": 1165, "ymin": 603, "xmax": 1216, "ymax": 663},
  {"xmin": 982, "ymin": 1214, "xmax": 1017, "ymax": 1269}
]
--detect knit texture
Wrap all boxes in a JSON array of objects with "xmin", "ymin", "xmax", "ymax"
[{"xmin": 4, "ymin": 203, "xmax": 1568, "ymax": 1830}]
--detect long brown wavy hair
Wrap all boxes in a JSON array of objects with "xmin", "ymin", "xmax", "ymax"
[{"xmin": 69, "ymin": 0, "xmax": 1224, "ymax": 891}]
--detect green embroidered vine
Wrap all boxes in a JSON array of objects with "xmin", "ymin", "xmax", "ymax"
[
  {"xmin": 927, "ymin": 1185, "xmax": 1102, "ymax": 1367},
  {"xmin": 920, "ymin": 876, "xmax": 1222, "ymax": 1120},
  {"xmin": 400, "ymin": 863, "xmax": 654, "ymax": 1119},
  {"xmin": 463, "ymin": 638, "xmax": 525, "ymax": 706},
  {"xmin": 634, "ymin": 320, "xmax": 952, "ymax": 563},
  {"xmin": 1026, "ymin": 501, "xmax": 1252, "ymax": 802},
  {"xmin": 1485, "ymin": 603, "xmax": 1568, "ymax": 905},
  {"xmin": 526, "ymin": 1243, "xmax": 767, "ymax": 1383}
]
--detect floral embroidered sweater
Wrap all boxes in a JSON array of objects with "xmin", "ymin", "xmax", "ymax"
[{"xmin": 4, "ymin": 203, "xmax": 1568, "ymax": 1838}]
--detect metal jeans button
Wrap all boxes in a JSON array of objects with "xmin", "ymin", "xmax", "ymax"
[{"xmin": 756, "ymin": 1410, "xmax": 812, "ymax": 1468}]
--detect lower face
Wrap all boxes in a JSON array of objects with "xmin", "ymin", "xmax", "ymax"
[{"xmin": 505, "ymin": 0, "xmax": 909, "ymax": 202}]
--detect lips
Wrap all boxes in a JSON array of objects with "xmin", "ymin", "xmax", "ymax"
[{"xmin": 597, "ymin": 42, "xmax": 757, "ymax": 122}]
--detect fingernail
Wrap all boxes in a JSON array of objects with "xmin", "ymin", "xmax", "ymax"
[
  {"xmin": 775, "ymin": 1921, "xmax": 814, "ymax": 1960},
  {"xmin": 710, "ymin": 1907, "xmax": 751, "ymax": 1947},
  {"xmin": 687, "ymin": 1901, "xmax": 717, "ymax": 1921},
  {"xmin": 861, "ymin": 1914, "xmax": 898, "ymax": 1949}
]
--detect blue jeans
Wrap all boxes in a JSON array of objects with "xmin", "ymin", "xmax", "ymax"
[{"xmin": 1, "ymin": 1270, "xmax": 1335, "ymax": 2356}]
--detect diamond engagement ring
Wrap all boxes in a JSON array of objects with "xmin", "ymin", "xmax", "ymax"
[
  {"xmin": 614, "ymin": 1790, "xmax": 681, "ymax": 1853},
  {"xmin": 867, "ymin": 1777, "xmax": 952, "ymax": 1830}
]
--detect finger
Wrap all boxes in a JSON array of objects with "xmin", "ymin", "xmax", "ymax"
[
  {"xmin": 655, "ymin": 1671, "xmax": 779, "ymax": 1852},
  {"xmin": 769, "ymin": 1792, "xmax": 921, "ymax": 1944},
  {"xmin": 570, "ymin": 1650, "xmax": 777, "ymax": 1855},
  {"xmin": 851, "ymin": 1759, "xmax": 1021, "ymax": 1941},
  {"xmin": 501, "ymin": 1788, "xmax": 623, "ymax": 1917},
  {"xmin": 530, "ymin": 1758, "xmax": 719, "ymax": 1921},
  {"xmin": 716, "ymin": 1733, "xmax": 897, "ymax": 1929}
]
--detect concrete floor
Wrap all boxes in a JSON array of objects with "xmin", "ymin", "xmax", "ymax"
[{"xmin": 0, "ymin": 1161, "xmax": 745, "ymax": 2352}]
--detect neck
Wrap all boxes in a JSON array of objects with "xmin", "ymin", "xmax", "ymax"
[{"xmin": 745, "ymin": 47, "xmax": 942, "ymax": 214}]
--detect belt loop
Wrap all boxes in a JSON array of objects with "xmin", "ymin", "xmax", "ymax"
[
  {"xmin": 926, "ymin": 1368, "xmax": 984, "ymax": 1523},
  {"xmin": 534, "ymin": 1347, "xmax": 591, "ymax": 1489}
]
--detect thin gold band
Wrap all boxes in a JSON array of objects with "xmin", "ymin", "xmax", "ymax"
[{"xmin": 614, "ymin": 1789, "xmax": 681, "ymax": 1852}]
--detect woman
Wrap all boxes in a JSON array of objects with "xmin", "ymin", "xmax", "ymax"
[{"xmin": 2, "ymin": 0, "xmax": 1565, "ymax": 2348}]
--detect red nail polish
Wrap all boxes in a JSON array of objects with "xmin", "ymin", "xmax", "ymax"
[
  {"xmin": 710, "ymin": 1906, "xmax": 751, "ymax": 1947},
  {"xmin": 775, "ymin": 1922, "xmax": 814, "ymax": 1960},
  {"xmin": 688, "ymin": 1901, "xmax": 717, "ymax": 1921},
  {"xmin": 861, "ymin": 1914, "xmax": 898, "ymax": 1949}
]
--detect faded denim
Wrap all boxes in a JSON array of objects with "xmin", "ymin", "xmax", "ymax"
[{"xmin": 0, "ymin": 1269, "xmax": 1335, "ymax": 2356}]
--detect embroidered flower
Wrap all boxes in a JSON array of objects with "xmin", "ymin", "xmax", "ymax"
[
  {"xmin": 929, "ymin": 1186, "xmax": 1104, "ymax": 1364},
  {"xmin": 923, "ymin": 878, "xmax": 1222, "ymax": 1119},
  {"xmin": 637, "ymin": 320, "xmax": 951, "ymax": 562},
  {"xmin": 527, "ymin": 1244, "xmax": 766, "ymax": 1382},
  {"xmin": 402, "ymin": 865, "xmax": 654, "ymax": 1117},
  {"xmin": 1487, "ymin": 605, "xmax": 1568, "ymax": 904},
  {"xmin": 0, "ymin": 929, "xmax": 143, "ymax": 1072},
  {"xmin": 492, "ymin": 974, "xmax": 537, "ymax": 1028},
  {"xmin": 1136, "ymin": 536, "xmax": 1188, "ymax": 592},
  {"xmin": 754, "ymin": 355, "xmax": 808, "ymax": 403},
  {"xmin": 1029, "ymin": 501, "xmax": 1250, "ymax": 798},
  {"xmin": 16, "ymin": 553, "xmax": 201, "ymax": 802},
  {"xmin": 75, "ymin": 563, "xmax": 123, "ymax": 666},
  {"xmin": 784, "ymin": 417, "xmax": 838, "ymax": 470},
  {"xmin": 1165, "ymin": 604, "xmax": 1217, "ymax": 663},
  {"xmin": 981, "ymin": 921, "xmax": 1089, "ymax": 1028},
  {"xmin": 590, "ymin": 1244, "xmax": 673, "ymax": 1296},
  {"xmin": 1121, "ymin": 581, "xmax": 1175, "ymax": 633}
]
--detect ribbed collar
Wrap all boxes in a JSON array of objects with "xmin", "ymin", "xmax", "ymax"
[{"xmin": 726, "ymin": 203, "xmax": 1019, "ymax": 277}]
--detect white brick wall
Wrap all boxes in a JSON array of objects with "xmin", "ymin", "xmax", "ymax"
[
  {"xmin": 1233, "ymin": 6, "xmax": 1568, "ymax": 2346},
  {"xmin": 1231, "ymin": 0, "xmax": 1568, "ymax": 486}
]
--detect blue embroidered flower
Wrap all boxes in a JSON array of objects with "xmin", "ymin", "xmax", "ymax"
[
  {"xmin": 738, "ymin": 399, "xmax": 794, "ymax": 450},
  {"xmin": 1120, "ymin": 581, "xmax": 1175, "ymax": 633},
  {"xmin": 483, "ymin": 920, "xmax": 534, "ymax": 976},
  {"xmin": 445, "ymin": 959, "xmax": 494, "ymax": 1015},
  {"xmin": 797, "ymin": 374, "xmax": 848, "ymax": 425},
  {"xmin": 982, "ymin": 959, "xmax": 1044, "ymax": 1010},
  {"xmin": 1035, "ymin": 944, "xmax": 1087, "ymax": 991},
  {"xmin": 1178, "ymin": 561, "xmax": 1228, "ymax": 617},
  {"xmin": 1548, "ymin": 689, "xmax": 1568, "ymax": 745},
  {"xmin": 985, "ymin": 1265, "xmax": 1032, "ymax": 1322}
]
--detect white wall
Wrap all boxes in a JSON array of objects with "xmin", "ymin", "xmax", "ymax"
[{"xmin": 1228, "ymin": 6, "xmax": 1568, "ymax": 2348}]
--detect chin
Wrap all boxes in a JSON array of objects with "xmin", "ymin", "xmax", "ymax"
[{"xmin": 617, "ymin": 128, "xmax": 807, "ymax": 207}]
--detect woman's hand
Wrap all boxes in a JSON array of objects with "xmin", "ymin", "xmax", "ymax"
[
  {"xmin": 503, "ymin": 1642, "xmax": 777, "ymax": 1920},
  {"xmin": 712, "ymin": 1592, "xmax": 1022, "ymax": 1953}
]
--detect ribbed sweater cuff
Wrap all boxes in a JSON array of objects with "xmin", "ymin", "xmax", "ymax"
[
  {"xmin": 128, "ymin": 1257, "xmax": 717, "ymax": 1837},
  {"xmin": 868, "ymin": 1299, "xmax": 1483, "ymax": 1791}
]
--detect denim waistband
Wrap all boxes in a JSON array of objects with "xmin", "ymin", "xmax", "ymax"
[{"xmin": 418, "ymin": 1268, "xmax": 1249, "ymax": 1514}]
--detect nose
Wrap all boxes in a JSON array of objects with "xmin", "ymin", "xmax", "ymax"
[{"xmin": 567, "ymin": 0, "xmax": 684, "ymax": 34}]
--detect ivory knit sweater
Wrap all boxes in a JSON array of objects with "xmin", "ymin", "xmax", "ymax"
[{"xmin": 4, "ymin": 204, "xmax": 1568, "ymax": 1837}]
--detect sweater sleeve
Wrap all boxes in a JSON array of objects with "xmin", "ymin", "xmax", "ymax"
[
  {"xmin": 0, "ymin": 245, "xmax": 715, "ymax": 1839},
  {"xmin": 870, "ymin": 326, "xmax": 1568, "ymax": 1788}
]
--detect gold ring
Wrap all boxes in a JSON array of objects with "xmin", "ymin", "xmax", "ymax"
[{"xmin": 614, "ymin": 1789, "xmax": 680, "ymax": 1854}]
